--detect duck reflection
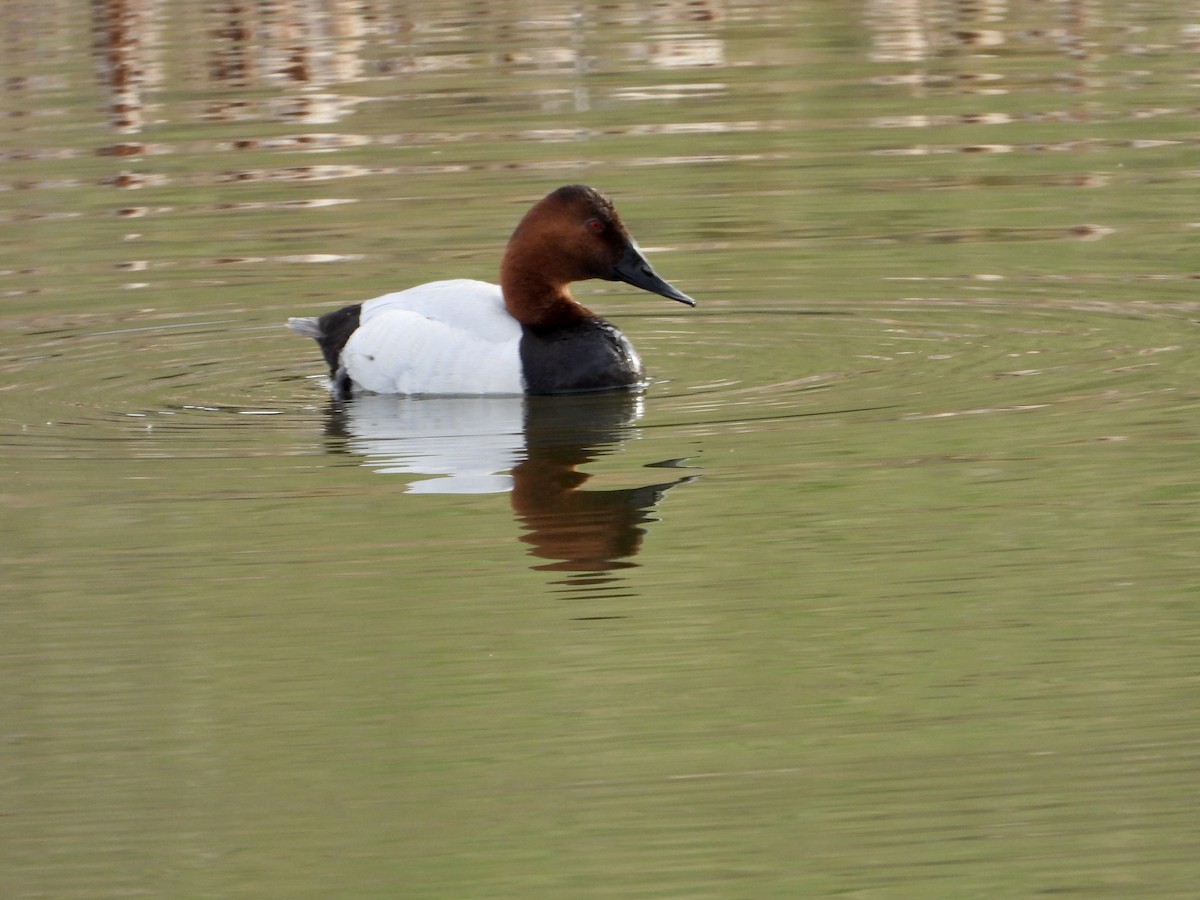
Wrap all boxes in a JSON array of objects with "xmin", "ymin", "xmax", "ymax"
[{"xmin": 324, "ymin": 391, "xmax": 696, "ymax": 577}]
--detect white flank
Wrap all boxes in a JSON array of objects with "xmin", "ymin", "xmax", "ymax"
[{"xmin": 342, "ymin": 279, "xmax": 524, "ymax": 395}]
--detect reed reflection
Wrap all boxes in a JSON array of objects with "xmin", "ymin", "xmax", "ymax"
[
  {"xmin": 91, "ymin": 0, "xmax": 162, "ymax": 135},
  {"xmin": 87, "ymin": 0, "xmax": 730, "ymax": 135},
  {"xmin": 325, "ymin": 391, "xmax": 696, "ymax": 578},
  {"xmin": 865, "ymin": 0, "xmax": 1099, "ymax": 91}
]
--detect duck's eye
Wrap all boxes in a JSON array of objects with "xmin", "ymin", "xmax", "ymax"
[{"xmin": 586, "ymin": 218, "xmax": 606, "ymax": 234}]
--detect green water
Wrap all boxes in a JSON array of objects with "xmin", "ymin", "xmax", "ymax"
[{"xmin": 2, "ymin": 1, "xmax": 1198, "ymax": 896}]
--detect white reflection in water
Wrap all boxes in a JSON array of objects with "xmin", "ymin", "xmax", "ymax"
[{"xmin": 336, "ymin": 393, "xmax": 525, "ymax": 492}]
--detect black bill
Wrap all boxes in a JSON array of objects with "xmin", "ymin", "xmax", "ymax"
[{"xmin": 612, "ymin": 243, "xmax": 697, "ymax": 307}]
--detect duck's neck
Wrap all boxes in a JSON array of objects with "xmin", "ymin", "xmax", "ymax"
[{"xmin": 500, "ymin": 268, "xmax": 595, "ymax": 329}]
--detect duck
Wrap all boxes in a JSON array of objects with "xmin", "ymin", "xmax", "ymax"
[{"xmin": 287, "ymin": 184, "xmax": 695, "ymax": 397}]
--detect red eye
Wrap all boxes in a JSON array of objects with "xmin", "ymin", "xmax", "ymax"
[{"xmin": 586, "ymin": 218, "xmax": 605, "ymax": 234}]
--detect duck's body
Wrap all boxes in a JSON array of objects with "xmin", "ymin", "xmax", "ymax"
[
  {"xmin": 291, "ymin": 278, "xmax": 643, "ymax": 396},
  {"xmin": 288, "ymin": 185, "xmax": 694, "ymax": 397}
]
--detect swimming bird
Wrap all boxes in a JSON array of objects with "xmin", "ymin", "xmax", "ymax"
[{"xmin": 287, "ymin": 184, "xmax": 695, "ymax": 397}]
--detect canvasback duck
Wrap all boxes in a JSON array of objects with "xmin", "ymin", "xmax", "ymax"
[{"xmin": 287, "ymin": 184, "xmax": 695, "ymax": 397}]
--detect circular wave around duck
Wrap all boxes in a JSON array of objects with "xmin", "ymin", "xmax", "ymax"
[{"xmin": 2, "ymin": 297, "xmax": 1191, "ymax": 465}]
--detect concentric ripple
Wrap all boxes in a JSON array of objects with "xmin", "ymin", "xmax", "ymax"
[
  {"xmin": 3, "ymin": 297, "xmax": 1192, "ymax": 470},
  {"xmin": 637, "ymin": 298, "xmax": 1197, "ymax": 440}
]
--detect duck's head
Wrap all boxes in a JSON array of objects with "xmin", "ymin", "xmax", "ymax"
[{"xmin": 501, "ymin": 184, "xmax": 696, "ymax": 326}]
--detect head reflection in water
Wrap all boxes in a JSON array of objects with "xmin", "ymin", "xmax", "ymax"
[
  {"xmin": 324, "ymin": 391, "xmax": 698, "ymax": 583},
  {"xmin": 512, "ymin": 394, "xmax": 696, "ymax": 582}
]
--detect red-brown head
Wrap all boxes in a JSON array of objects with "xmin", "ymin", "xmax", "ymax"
[{"xmin": 500, "ymin": 185, "xmax": 695, "ymax": 327}]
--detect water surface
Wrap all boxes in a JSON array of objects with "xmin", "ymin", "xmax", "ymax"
[{"xmin": 2, "ymin": 1, "xmax": 1199, "ymax": 896}]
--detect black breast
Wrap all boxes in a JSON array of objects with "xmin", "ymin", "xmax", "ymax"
[{"xmin": 519, "ymin": 317, "xmax": 644, "ymax": 394}]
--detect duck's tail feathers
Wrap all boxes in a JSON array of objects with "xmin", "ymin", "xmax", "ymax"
[{"xmin": 287, "ymin": 316, "xmax": 322, "ymax": 339}]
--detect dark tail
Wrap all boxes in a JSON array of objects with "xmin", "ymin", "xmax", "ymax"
[
  {"xmin": 286, "ymin": 316, "xmax": 322, "ymax": 338},
  {"xmin": 287, "ymin": 304, "xmax": 362, "ymax": 399}
]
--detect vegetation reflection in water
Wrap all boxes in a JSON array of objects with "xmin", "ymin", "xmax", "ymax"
[{"xmin": 2, "ymin": 1, "xmax": 1199, "ymax": 897}]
